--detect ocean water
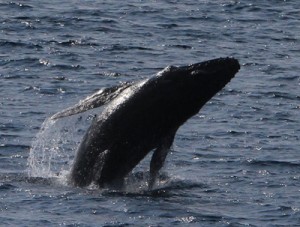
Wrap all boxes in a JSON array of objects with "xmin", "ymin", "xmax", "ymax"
[{"xmin": 1, "ymin": 0, "xmax": 299, "ymax": 226}]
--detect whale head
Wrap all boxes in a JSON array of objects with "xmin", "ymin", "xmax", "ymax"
[
  {"xmin": 156, "ymin": 57, "xmax": 240, "ymax": 118},
  {"xmin": 160, "ymin": 57, "xmax": 239, "ymax": 87},
  {"xmin": 159, "ymin": 57, "xmax": 239, "ymax": 96}
]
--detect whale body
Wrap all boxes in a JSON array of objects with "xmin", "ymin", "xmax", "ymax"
[{"xmin": 52, "ymin": 57, "xmax": 240, "ymax": 189}]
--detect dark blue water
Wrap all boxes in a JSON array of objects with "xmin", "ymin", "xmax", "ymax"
[{"xmin": 1, "ymin": 1, "xmax": 299, "ymax": 226}]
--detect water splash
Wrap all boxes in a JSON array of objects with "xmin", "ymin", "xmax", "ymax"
[{"xmin": 27, "ymin": 116, "xmax": 84, "ymax": 179}]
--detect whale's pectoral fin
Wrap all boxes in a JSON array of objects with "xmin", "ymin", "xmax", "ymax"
[
  {"xmin": 51, "ymin": 82, "xmax": 133, "ymax": 120},
  {"xmin": 149, "ymin": 131, "xmax": 176, "ymax": 190}
]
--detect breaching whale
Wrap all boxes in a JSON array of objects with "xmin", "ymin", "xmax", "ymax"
[{"xmin": 51, "ymin": 57, "xmax": 240, "ymax": 189}]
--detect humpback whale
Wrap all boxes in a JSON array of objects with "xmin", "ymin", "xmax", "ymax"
[{"xmin": 52, "ymin": 57, "xmax": 240, "ymax": 189}]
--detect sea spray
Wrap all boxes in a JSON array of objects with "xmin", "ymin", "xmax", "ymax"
[{"xmin": 27, "ymin": 115, "xmax": 87, "ymax": 179}]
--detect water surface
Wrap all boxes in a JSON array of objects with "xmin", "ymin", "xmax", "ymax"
[{"xmin": 1, "ymin": 1, "xmax": 299, "ymax": 226}]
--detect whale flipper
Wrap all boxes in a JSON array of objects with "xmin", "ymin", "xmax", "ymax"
[
  {"xmin": 149, "ymin": 131, "xmax": 176, "ymax": 189},
  {"xmin": 51, "ymin": 82, "xmax": 133, "ymax": 120}
]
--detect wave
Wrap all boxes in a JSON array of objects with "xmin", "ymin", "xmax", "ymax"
[
  {"xmin": 0, "ymin": 2, "xmax": 33, "ymax": 9},
  {"xmin": 245, "ymin": 159, "xmax": 300, "ymax": 168},
  {"xmin": 0, "ymin": 41, "xmax": 42, "ymax": 49},
  {"xmin": 47, "ymin": 39, "xmax": 100, "ymax": 47}
]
